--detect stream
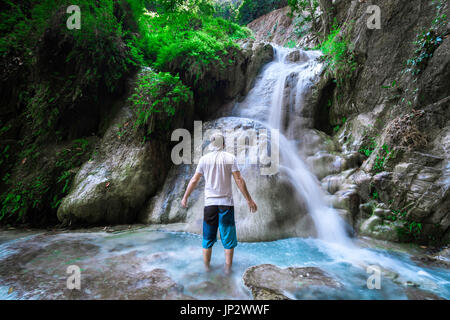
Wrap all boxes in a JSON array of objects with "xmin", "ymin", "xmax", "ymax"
[{"xmin": 0, "ymin": 227, "xmax": 449, "ymax": 299}]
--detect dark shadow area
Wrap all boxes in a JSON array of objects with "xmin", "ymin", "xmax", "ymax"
[{"xmin": 314, "ymin": 79, "xmax": 336, "ymax": 135}]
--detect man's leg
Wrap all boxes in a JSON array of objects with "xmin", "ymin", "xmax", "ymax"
[
  {"xmin": 224, "ymin": 248, "xmax": 234, "ymax": 275},
  {"xmin": 218, "ymin": 206, "xmax": 237, "ymax": 275},
  {"xmin": 203, "ymin": 206, "xmax": 219, "ymax": 272},
  {"xmin": 203, "ymin": 248, "xmax": 212, "ymax": 272}
]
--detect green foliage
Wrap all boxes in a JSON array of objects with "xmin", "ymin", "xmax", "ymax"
[
  {"xmin": 1, "ymin": 0, "xmax": 145, "ymax": 142},
  {"xmin": 333, "ymin": 116, "xmax": 346, "ymax": 133},
  {"xmin": 130, "ymin": 69, "xmax": 193, "ymax": 135},
  {"xmin": 288, "ymin": 0, "xmax": 319, "ymax": 32},
  {"xmin": 407, "ymin": 30, "xmax": 444, "ymax": 75},
  {"xmin": 51, "ymin": 139, "xmax": 90, "ymax": 209},
  {"xmin": 406, "ymin": 0, "xmax": 447, "ymax": 75},
  {"xmin": 372, "ymin": 190, "xmax": 379, "ymax": 201},
  {"xmin": 386, "ymin": 209, "xmax": 423, "ymax": 241},
  {"xmin": 0, "ymin": 177, "xmax": 50, "ymax": 222},
  {"xmin": 130, "ymin": 5, "xmax": 250, "ymax": 79},
  {"xmin": 285, "ymin": 40, "xmax": 297, "ymax": 48},
  {"xmin": 0, "ymin": 139, "xmax": 91, "ymax": 222},
  {"xmin": 373, "ymin": 143, "xmax": 391, "ymax": 173},
  {"xmin": 213, "ymin": 0, "xmax": 241, "ymax": 21},
  {"xmin": 237, "ymin": 0, "xmax": 288, "ymax": 25},
  {"xmin": 319, "ymin": 23, "xmax": 357, "ymax": 84},
  {"xmin": 0, "ymin": 145, "xmax": 10, "ymax": 167},
  {"xmin": 359, "ymin": 137, "xmax": 377, "ymax": 157},
  {"xmin": 292, "ymin": 14, "xmax": 312, "ymax": 38}
]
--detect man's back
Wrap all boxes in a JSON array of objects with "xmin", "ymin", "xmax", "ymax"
[
  {"xmin": 195, "ymin": 150, "xmax": 239, "ymax": 206},
  {"xmin": 181, "ymin": 133, "xmax": 257, "ymax": 274}
]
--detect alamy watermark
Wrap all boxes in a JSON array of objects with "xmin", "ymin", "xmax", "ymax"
[
  {"xmin": 366, "ymin": 265, "xmax": 381, "ymax": 290},
  {"xmin": 170, "ymin": 121, "xmax": 280, "ymax": 175},
  {"xmin": 366, "ymin": 5, "xmax": 381, "ymax": 30},
  {"xmin": 66, "ymin": 265, "xmax": 81, "ymax": 290},
  {"xmin": 66, "ymin": 5, "xmax": 81, "ymax": 30}
]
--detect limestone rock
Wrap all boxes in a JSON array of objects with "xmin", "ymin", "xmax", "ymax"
[
  {"xmin": 57, "ymin": 105, "xmax": 171, "ymax": 225},
  {"xmin": 243, "ymin": 264, "xmax": 341, "ymax": 300},
  {"xmin": 359, "ymin": 215, "xmax": 402, "ymax": 242}
]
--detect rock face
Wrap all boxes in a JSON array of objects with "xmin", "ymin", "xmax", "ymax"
[
  {"xmin": 247, "ymin": 7, "xmax": 319, "ymax": 48},
  {"xmin": 284, "ymin": 0, "xmax": 450, "ymax": 244},
  {"xmin": 139, "ymin": 117, "xmax": 316, "ymax": 241},
  {"xmin": 243, "ymin": 264, "xmax": 341, "ymax": 300}
]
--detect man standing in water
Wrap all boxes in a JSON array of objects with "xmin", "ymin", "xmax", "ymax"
[{"xmin": 181, "ymin": 133, "xmax": 257, "ymax": 274}]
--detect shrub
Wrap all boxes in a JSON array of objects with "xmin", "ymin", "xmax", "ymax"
[
  {"xmin": 288, "ymin": 0, "xmax": 320, "ymax": 32},
  {"xmin": 237, "ymin": 0, "xmax": 288, "ymax": 25},
  {"xmin": 129, "ymin": 69, "xmax": 193, "ymax": 135},
  {"xmin": 319, "ymin": 24, "xmax": 357, "ymax": 83},
  {"xmin": 406, "ymin": 0, "xmax": 447, "ymax": 75}
]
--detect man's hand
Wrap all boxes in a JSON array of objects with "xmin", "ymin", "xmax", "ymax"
[
  {"xmin": 181, "ymin": 173, "xmax": 202, "ymax": 209},
  {"xmin": 181, "ymin": 197, "xmax": 188, "ymax": 208},
  {"xmin": 247, "ymin": 199, "xmax": 257, "ymax": 213}
]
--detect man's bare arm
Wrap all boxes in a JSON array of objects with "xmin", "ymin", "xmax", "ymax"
[
  {"xmin": 181, "ymin": 172, "xmax": 202, "ymax": 208},
  {"xmin": 232, "ymin": 171, "xmax": 257, "ymax": 212}
]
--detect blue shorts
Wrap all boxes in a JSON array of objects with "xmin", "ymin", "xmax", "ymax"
[{"xmin": 202, "ymin": 205, "xmax": 237, "ymax": 249}]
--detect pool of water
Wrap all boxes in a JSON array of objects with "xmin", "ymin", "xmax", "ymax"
[{"xmin": 0, "ymin": 227, "xmax": 448, "ymax": 300}]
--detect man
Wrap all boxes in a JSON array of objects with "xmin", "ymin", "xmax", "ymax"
[{"xmin": 181, "ymin": 133, "xmax": 257, "ymax": 274}]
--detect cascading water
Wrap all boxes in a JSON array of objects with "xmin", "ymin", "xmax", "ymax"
[{"xmin": 234, "ymin": 45, "xmax": 353, "ymax": 247}]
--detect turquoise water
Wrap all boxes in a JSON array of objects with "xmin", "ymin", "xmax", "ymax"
[{"xmin": 0, "ymin": 228, "xmax": 449, "ymax": 300}]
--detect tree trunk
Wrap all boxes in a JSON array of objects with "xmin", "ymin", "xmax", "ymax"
[
  {"xmin": 307, "ymin": 0, "xmax": 319, "ymax": 32},
  {"xmin": 318, "ymin": 0, "xmax": 336, "ymax": 37}
]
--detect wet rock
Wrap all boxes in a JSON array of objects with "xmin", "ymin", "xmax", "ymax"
[
  {"xmin": 57, "ymin": 106, "xmax": 171, "ymax": 225},
  {"xmin": 358, "ymin": 202, "xmax": 376, "ymax": 220},
  {"xmin": 306, "ymin": 152, "xmax": 345, "ymax": 180},
  {"xmin": 243, "ymin": 264, "xmax": 341, "ymax": 300},
  {"xmin": 187, "ymin": 274, "xmax": 248, "ymax": 299},
  {"xmin": 358, "ymin": 215, "xmax": 402, "ymax": 242},
  {"xmin": 327, "ymin": 189, "xmax": 360, "ymax": 217},
  {"xmin": 299, "ymin": 129, "xmax": 339, "ymax": 157},
  {"xmin": 243, "ymin": 41, "xmax": 275, "ymax": 94},
  {"xmin": 321, "ymin": 169, "xmax": 357, "ymax": 194},
  {"xmin": 285, "ymin": 50, "xmax": 309, "ymax": 63},
  {"xmin": 373, "ymin": 208, "xmax": 392, "ymax": 219},
  {"xmin": 405, "ymin": 287, "xmax": 445, "ymax": 300},
  {"xmin": 410, "ymin": 247, "xmax": 450, "ymax": 269},
  {"xmin": 349, "ymin": 170, "xmax": 373, "ymax": 202}
]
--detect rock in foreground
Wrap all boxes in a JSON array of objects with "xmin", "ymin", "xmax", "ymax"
[{"xmin": 243, "ymin": 264, "xmax": 341, "ymax": 300}]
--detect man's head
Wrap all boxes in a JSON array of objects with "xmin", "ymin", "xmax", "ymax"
[{"xmin": 210, "ymin": 132, "xmax": 225, "ymax": 151}]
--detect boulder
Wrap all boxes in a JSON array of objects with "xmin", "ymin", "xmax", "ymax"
[
  {"xmin": 359, "ymin": 215, "xmax": 402, "ymax": 242},
  {"xmin": 405, "ymin": 287, "xmax": 445, "ymax": 300},
  {"xmin": 285, "ymin": 50, "xmax": 309, "ymax": 63},
  {"xmin": 243, "ymin": 264, "xmax": 341, "ymax": 300},
  {"xmin": 57, "ymin": 105, "xmax": 171, "ymax": 225}
]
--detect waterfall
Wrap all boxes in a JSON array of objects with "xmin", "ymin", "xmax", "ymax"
[{"xmin": 234, "ymin": 45, "xmax": 353, "ymax": 247}]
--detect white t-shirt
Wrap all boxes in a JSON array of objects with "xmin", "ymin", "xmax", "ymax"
[{"xmin": 195, "ymin": 150, "xmax": 240, "ymax": 206}]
